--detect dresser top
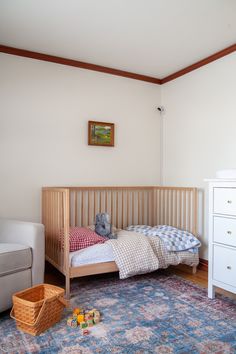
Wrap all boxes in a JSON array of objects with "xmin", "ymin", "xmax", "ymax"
[{"xmin": 204, "ymin": 178, "xmax": 236, "ymax": 182}]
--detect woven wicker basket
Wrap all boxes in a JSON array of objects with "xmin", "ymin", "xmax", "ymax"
[{"xmin": 10, "ymin": 284, "xmax": 67, "ymax": 336}]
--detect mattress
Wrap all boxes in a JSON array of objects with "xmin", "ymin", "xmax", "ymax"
[
  {"xmin": 70, "ymin": 233, "xmax": 199, "ymax": 269},
  {"xmin": 70, "ymin": 242, "xmax": 115, "ymax": 267}
]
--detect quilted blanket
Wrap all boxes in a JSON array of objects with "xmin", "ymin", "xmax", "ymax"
[
  {"xmin": 149, "ymin": 225, "xmax": 201, "ymax": 253},
  {"xmin": 126, "ymin": 225, "xmax": 201, "ymax": 253},
  {"xmin": 108, "ymin": 230, "xmax": 198, "ymax": 279}
]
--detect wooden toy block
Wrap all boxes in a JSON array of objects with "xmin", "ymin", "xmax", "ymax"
[
  {"xmin": 67, "ymin": 318, "xmax": 77, "ymax": 328},
  {"xmin": 93, "ymin": 317, "xmax": 100, "ymax": 324},
  {"xmin": 80, "ymin": 321, "xmax": 88, "ymax": 329},
  {"xmin": 87, "ymin": 319, "xmax": 94, "ymax": 327},
  {"xmin": 84, "ymin": 313, "xmax": 92, "ymax": 321},
  {"xmin": 77, "ymin": 314, "xmax": 85, "ymax": 323},
  {"xmin": 73, "ymin": 308, "xmax": 80, "ymax": 315},
  {"xmin": 68, "ymin": 308, "xmax": 101, "ymax": 330}
]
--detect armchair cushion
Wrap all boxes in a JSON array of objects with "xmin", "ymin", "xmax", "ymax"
[
  {"xmin": 0, "ymin": 219, "xmax": 45, "ymax": 312},
  {"xmin": 0, "ymin": 243, "xmax": 32, "ymax": 277},
  {"xmin": 0, "ymin": 219, "xmax": 45, "ymax": 285}
]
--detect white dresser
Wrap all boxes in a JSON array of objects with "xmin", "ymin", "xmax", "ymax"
[{"xmin": 206, "ymin": 179, "xmax": 236, "ymax": 298}]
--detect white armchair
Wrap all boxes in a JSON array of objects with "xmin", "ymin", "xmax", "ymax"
[{"xmin": 0, "ymin": 219, "xmax": 45, "ymax": 312}]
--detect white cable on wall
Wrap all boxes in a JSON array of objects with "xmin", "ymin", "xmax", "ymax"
[{"xmin": 158, "ymin": 106, "xmax": 165, "ymax": 186}]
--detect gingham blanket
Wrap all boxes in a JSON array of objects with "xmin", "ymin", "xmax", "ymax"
[
  {"xmin": 126, "ymin": 225, "xmax": 201, "ymax": 253},
  {"xmin": 108, "ymin": 230, "xmax": 199, "ymax": 279}
]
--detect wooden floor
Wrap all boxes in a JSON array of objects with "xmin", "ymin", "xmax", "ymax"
[
  {"xmin": 170, "ymin": 265, "xmax": 236, "ymax": 300},
  {"xmin": 45, "ymin": 263, "xmax": 236, "ymax": 301}
]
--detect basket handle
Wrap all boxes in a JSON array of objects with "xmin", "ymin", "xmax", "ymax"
[
  {"xmin": 57, "ymin": 296, "xmax": 69, "ymax": 307},
  {"xmin": 10, "ymin": 299, "xmax": 47, "ymax": 327},
  {"xmin": 10, "ymin": 296, "xmax": 67, "ymax": 327}
]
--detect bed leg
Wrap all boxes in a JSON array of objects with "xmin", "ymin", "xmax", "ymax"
[
  {"xmin": 65, "ymin": 275, "xmax": 70, "ymax": 300},
  {"xmin": 192, "ymin": 265, "xmax": 197, "ymax": 274}
]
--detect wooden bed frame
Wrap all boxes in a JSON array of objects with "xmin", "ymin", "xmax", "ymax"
[{"xmin": 42, "ymin": 186, "xmax": 198, "ymax": 298}]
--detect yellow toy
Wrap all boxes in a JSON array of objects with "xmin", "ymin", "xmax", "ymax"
[{"xmin": 77, "ymin": 314, "xmax": 85, "ymax": 323}]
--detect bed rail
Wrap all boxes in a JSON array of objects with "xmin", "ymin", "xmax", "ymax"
[
  {"xmin": 153, "ymin": 187, "xmax": 198, "ymax": 235},
  {"xmin": 68, "ymin": 186, "xmax": 154, "ymax": 230},
  {"xmin": 42, "ymin": 188, "xmax": 70, "ymax": 276}
]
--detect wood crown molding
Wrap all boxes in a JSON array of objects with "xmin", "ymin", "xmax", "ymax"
[
  {"xmin": 161, "ymin": 43, "xmax": 236, "ymax": 84},
  {"xmin": 0, "ymin": 43, "xmax": 235, "ymax": 85},
  {"xmin": 0, "ymin": 45, "xmax": 161, "ymax": 85}
]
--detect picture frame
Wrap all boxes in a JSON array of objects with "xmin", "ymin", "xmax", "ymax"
[{"xmin": 88, "ymin": 121, "xmax": 114, "ymax": 147}]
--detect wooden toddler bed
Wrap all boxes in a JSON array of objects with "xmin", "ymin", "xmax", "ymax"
[{"xmin": 42, "ymin": 186, "xmax": 198, "ymax": 298}]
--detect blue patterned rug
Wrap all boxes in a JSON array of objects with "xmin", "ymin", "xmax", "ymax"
[{"xmin": 0, "ymin": 272, "xmax": 236, "ymax": 354}]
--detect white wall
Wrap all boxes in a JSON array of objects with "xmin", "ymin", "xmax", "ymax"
[
  {"xmin": 2, "ymin": 51, "xmax": 235, "ymax": 260},
  {"xmin": 0, "ymin": 53, "xmax": 161, "ymax": 222},
  {"xmin": 161, "ymin": 52, "xmax": 236, "ymax": 259}
]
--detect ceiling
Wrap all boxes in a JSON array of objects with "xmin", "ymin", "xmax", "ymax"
[{"xmin": 0, "ymin": 0, "xmax": 236, "ymax": 79}]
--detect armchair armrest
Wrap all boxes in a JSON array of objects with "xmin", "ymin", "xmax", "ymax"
[{"xmin": 0, "ymin": 219, "xmax": 45, "ymax": 285}]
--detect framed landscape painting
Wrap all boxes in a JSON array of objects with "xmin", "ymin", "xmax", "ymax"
[{"xmin": 88, "ymin": 121, "xmax": 114, "ymax": 147}]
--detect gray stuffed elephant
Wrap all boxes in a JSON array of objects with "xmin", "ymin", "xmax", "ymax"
[{"xmin": 95, "ymin": 213, "xmax": 117, "ymax": 239}]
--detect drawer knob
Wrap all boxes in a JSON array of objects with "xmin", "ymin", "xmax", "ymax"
[
  {"xmin": 227, "ymin": 200, "xmax": 232, "ymax": 204},
  {"xmin": 227, "ymin": 230, "xmax": 232, "ymax": 235},
  {"xmin": 227, "ymin": 266, "xmax": 232, "ymax": 270}
]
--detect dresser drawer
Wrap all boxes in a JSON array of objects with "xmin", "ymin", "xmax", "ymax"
[
  {"xmin": 213, "ymin": 245, "xmax": 236, "ymax": 287},
  {"xmin": 213, "ymin": 188, "xmax": 236, "ymax": 216},
  {"xmin": 213, "ymin": 216, "xmax": 236, "ymax": 247}
]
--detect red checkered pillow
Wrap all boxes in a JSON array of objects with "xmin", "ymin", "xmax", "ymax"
[{"xmin": 68, "ymin": 227, "xmax": 107, "ymax": 252}]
